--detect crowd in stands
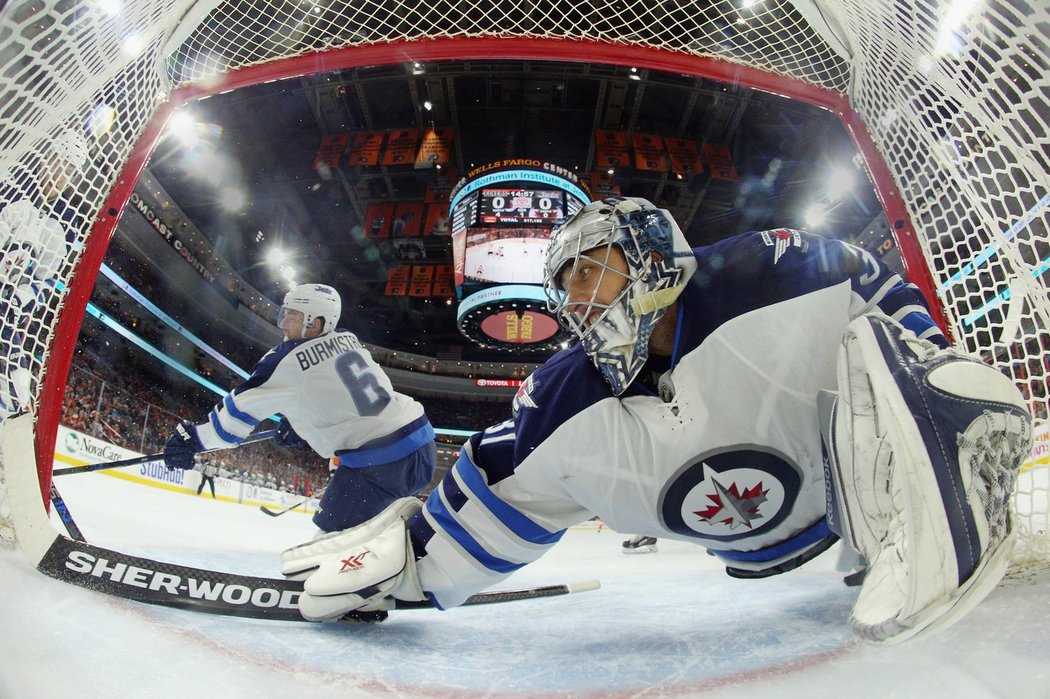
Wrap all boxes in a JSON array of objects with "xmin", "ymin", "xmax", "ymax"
[
  {"xmin": 60, "ymin": 330, "xmax": 518, "ymax": 496},
  {"xmin": 62, "ymin": 357, "xmax": 330, "ymax": 495}
]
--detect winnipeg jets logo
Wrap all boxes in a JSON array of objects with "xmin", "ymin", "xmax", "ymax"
[
  {"xmin": 760, "ymin": 228, "xmax": 805, "ymax": 264},
  {"xmin": 512, "ymin": 374, "xmax": 539, "ymax": 414},
  {"xmin": 694, "ymin": 468, "xmax": 769, "ymax": 530},
  {"xmin": 660, "ymin": 448, "xmax": 801, "ymax": 542}
]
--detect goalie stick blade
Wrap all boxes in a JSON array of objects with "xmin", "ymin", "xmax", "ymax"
[{"xmin": 3, "ymin": 415, "xmax": 600, "ymax": 623}]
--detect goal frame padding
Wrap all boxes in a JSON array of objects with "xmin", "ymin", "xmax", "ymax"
[{"xmin": 32, "ymin": 36, "xmax": 942, "ymax": 505}]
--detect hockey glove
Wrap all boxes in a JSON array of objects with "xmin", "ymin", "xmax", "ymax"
[
  {"xmin": 274, "ymin": 416, "xmax": 309, "ymax": 449},
  {"xmin": 280, "ymin": 497, "xmax": 426, "ymax": 621},
  {"xmin": 163, "ymin": 420, "xmax": 204, "ymax": 471}
]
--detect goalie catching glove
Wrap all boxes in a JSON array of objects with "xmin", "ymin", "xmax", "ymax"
[
  {"xmin": 821, "ymin": 313, "xmax": 1031, "ymax": 644},
  {"xmin": 280, "ymin": 497, "xmax": 426, "ymax": 621}
]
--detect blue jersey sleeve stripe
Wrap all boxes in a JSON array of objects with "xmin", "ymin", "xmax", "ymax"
[
  {"xmin": 209, "ymin": 408, "xmax": 243, "ymax": 446},
  {"xmin": 223, "ymin": 393, "xmax": 261, "ymax": 428},
  {"xmin": 424, "ymin": 491, "xmax": 526, "ymax": 574},
  {"xmin": 455, "ymin": 452, "xmax": 565, "ymax": 546}
]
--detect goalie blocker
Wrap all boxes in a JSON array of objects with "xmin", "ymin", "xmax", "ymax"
[{"xmin": 821, "ymin": 314, "xmax": 1032, "ymax": 644}]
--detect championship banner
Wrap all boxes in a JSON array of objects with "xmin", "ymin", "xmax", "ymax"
[
  {"xmin": 313, "ymin": 133, "xmax": 350, "ymax": 170},
  {"xmin": 702, "ymin": 142, "xmax": 739, "ymax": 181},
  {"xmin": 665, "ymin": 137, "xmax": 703, "ymax": 177},
  {"xmin": 348, "ymin": 130, "xmax": 384, "ymax": 167},
  {"xmin": 392, "ymin": 201, "xmax": 424, "ymax": 237},
  {"xmin": 425, "ymin": 168, "xmax": 459, "ymax": 203},
  {"xmin": 424, "ymin": 203, "xmax": 450, "ymax": 236},
  {"xmin": 632, "ymin": 133, "xmax": 669, "ymax": 172},
  {"xmin": 589, "ymin": 171, "xmax": 621, "ymax": 198},
  {"xmin": 409, "ymin": 264, "xmax": 435, "ymax": 296},
  {"xmin": 415, "ymin": 127, "xmax": 454, "ymax": 168},
  {"xmin": 595, "ymin": 147, "xmax": 629, "ymax": 169},
  {"xmin": 384, "ymin": 265, "xmax": 410, "ymax": 295},
  {"xmin": 364, "ymin": 202, "xmax": 393, "ymax": 238},
  {"xmin": 382, "ymin": 128, "xmax": 419, "ymax": 166},
  {"xmin": 595, "ymin": 129, "xmax": 628, "ymax": 148},
  {"xmin": 433, "ymin": 264, "xmax": 455, "ymax": 297}
]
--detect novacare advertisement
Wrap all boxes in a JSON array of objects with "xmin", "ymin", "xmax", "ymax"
[{"xmin": 53, "ymin": 425, "xmax": 318, "ymax": 513}]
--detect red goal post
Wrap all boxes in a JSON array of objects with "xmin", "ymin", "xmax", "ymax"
[{"xmin": 1, "ymin": 0, "xmax": 1046, "ymax": 561}]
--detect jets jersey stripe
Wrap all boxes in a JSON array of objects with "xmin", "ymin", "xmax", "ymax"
[
  {"xmin": 208, "ymin": 407, "xmax": 246, "ymax": 446},
  {"xmin": 223, "ymin": 392, "xmax": 260, "ymax": 428},
  {"xmin": 453, "ymin": 451, "xmax": 565, "ymax": 546},
  {"xmin": 423, "ymin": 488, "xmax": 525, "ymax": 574}
]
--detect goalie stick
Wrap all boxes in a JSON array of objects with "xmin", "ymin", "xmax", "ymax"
[
  {"xmin": 4, "ymin": 415, "xmax": 599, "ymax": 623},
  {"xmin": 52, "ymin": 429, "xmax": 277, "ymax": 476}
]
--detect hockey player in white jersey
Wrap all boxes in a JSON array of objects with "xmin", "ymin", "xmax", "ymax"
[
  {"xmin": 279, "ymin": 199, "xmax": 1031, "ymax": 644},
  {"xmin": 0, "ymin": 129, "xmax": 88, "ymax": 416},
  {"xmin": 163, "ymin": 283, "xmax": 436, "ymax": 532}
]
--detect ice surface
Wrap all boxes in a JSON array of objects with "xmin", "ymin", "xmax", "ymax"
[{"xmin": 1, "ymin": 469, "xmax": 1048, "ymax": 698}]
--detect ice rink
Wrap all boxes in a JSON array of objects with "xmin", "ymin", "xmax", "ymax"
[{"xmin": 2, "ymin": 468, "xmax": 1049, "ymax": 699}]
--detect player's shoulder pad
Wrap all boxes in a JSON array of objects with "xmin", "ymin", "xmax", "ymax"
[
  {"xmin": 512, "ymin": 343, "xmax": 609, "ymax": 420},
  {"xmin": 236, "ymin": 337, "xmax": 312, "ymax": 392}
]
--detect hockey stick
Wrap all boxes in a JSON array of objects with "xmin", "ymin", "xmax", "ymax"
[
  {"xmin": 3, "ymin": 415, "xmax": 599, "ymax": 622},
  {"xmin": 259, "ymin": 484, "xmax": 327, "ymax": 517},
  {"xmin": 260, "ymin": 499, "xmax": 311, "ymax": 517},
  {"xmin": 52, "ymin": 429, "xmax": 277, "ymax": 476},
  {"xmin": 49, "ymin": 483, "xmax": 85, "ymax": 542}
]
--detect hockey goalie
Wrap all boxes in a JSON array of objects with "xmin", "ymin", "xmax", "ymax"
[{"xmin": 280, "ymin": 197, "xmax": 1032, "ymax": 644}]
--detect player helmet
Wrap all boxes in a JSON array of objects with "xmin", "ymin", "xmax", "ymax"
[
  {"xmin": 543, "ymin": 197, "xmax": 697, "ymax": 395},
  {"xmin": 52, "ymin": 129, "xmax": 88, "ymax": 170},
  {"xmin": 281, "ymin": 283, "xmax": 341, "ymax": 335}
]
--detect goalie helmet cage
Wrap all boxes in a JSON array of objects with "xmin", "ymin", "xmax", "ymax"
[{"xmin": 0, "ymin": 0, "xmax": 1046, "ymax": 562}]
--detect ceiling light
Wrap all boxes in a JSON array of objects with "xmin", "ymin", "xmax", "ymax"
[
  {"xmin": 825, "ymin": 167, "xmax": 854, "ymax": 201},
  {"xmin": 804, "ymin": 203, "xmax": 827, "ymax": 228},
  {"xmin": 266, "ymin": 247, "xmax": 286, "ymax": 266},
  {"xmin": 423, "ymin": 100, "xmax": 433, "ymax": 111}
]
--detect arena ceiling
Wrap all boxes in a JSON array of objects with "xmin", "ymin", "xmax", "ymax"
[{"xmin": 132, "ymin": 58, "xmax": 888, "ymax": 362}]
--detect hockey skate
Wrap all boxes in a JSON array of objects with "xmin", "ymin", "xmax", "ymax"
[
  {"xmin": 622, "ymin": 535, "xmax": 658, "ymax": 554},
  {"xmin": 826, "ymin": 314, "xmax": 1032, "ymax": 643}
]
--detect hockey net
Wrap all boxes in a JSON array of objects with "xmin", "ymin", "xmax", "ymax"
[{"xmin": 0, "ymin": 0, "xmax": 1046, "ymax": 562}]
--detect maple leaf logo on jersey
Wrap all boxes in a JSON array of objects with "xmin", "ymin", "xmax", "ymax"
[
  {"xmin": 693, "ymin": 474, "xmax": 769, "ymax": 530},
  {"xmin": 760, "ymin": 228, "xmax": 806, "ymax": 264},
  {"xmin": 660, "ymin": 449, "xmax": 801, "ymax": 543}
]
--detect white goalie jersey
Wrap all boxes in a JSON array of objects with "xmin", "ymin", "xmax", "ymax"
[{"xmin": 406, "ymin": 230, "xmax": 947, "ymax": 609}]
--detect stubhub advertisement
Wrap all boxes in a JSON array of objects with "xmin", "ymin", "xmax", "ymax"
[{"xmin": 53, "ymin": 425, "xmax": 319, "ymax": 513}]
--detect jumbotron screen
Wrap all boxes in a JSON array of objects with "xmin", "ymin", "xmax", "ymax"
[
  {"xmin": 477, "ymin": 188, "xmax": 565, "ymax": 226},
  {"xmin": 448, "ymin": 160, "xmax": 590, "ymax": 351},
  {"xmin": 450, "ymin": 161, "xmax": 589, "ymax": 288}
]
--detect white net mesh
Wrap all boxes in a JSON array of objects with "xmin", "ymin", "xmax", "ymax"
[{"xmin": 0, "ymin": 0, "xmax": 1046, "ymax": 558}]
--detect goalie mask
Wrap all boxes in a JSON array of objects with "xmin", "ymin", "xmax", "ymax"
[
  {"xmin": 543, "ymin": 197, "xmax": 697, "ymax": 395},
  {"xmin": 281, "ymin": 283, "xmax": 341, "ymax": 335}
]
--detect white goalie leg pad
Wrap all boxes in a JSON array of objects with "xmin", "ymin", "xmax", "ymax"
[
  {"xmin": 280, "ymin": 496, "xmax": 422, "ymax": 580},
  {"xmin": 825, "ymin": 313, "xmax": 1032, "ymax": 644}
]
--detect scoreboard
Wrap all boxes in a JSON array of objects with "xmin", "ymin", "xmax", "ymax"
[
  {"xmin": 447, "ymin": 159, "xmax": 591, "ymax": 353},
  {"xmin": 477, "ymin": 188, "xmax": 565, "ymax": 225}
]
